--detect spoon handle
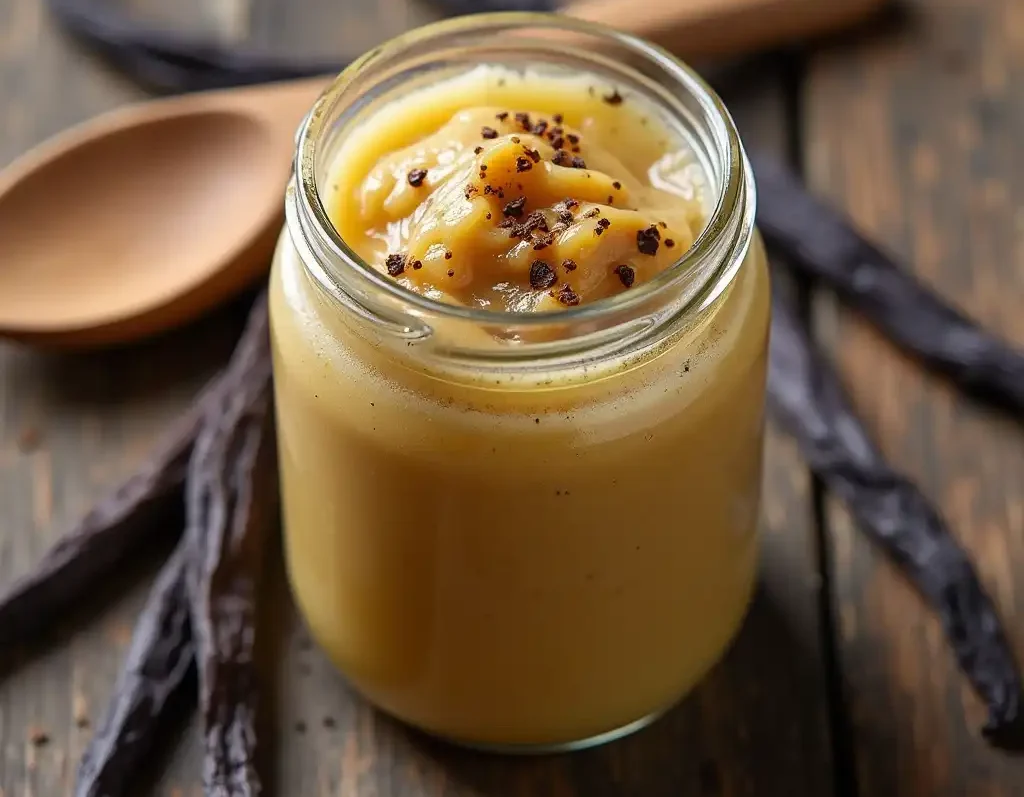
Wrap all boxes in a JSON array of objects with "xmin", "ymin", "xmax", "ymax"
[{"xmin": 566, "ymin": 0, "xmax": 886, "ymax": 58}]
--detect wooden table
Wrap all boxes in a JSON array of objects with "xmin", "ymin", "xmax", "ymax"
[{"xmin": 2, "ymin": 0, "xmax": 1023, "ymax": 794}]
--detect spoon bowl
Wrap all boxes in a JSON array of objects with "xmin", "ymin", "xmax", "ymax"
[{"xmin": 0, "ymin": 78, "xmax": 326, "ymax": 347}]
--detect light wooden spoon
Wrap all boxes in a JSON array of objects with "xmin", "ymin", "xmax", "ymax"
[{"xmin": 0, "ymin": 0, "xmax": 884, "ymax": 347}]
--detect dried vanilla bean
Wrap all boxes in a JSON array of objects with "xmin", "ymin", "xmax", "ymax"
[
  {"xmin": 74, "ymin": 544, "xmax": 194, "ymax": 797},
  {"xmin": 184, "ymin": 292, "xmax": 277, "ymax": 797},
  {"xmin": 754, "ymin": 153, "xmax": 1024, "ymax": 416},
  {"xmin": 768, "ymin": 288, "xmax": 1024, "ymax": 748}
]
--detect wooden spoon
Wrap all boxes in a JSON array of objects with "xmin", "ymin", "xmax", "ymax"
[{"xmin": 0, "ymin": 0, "xmax": 884, "ymax": 347}]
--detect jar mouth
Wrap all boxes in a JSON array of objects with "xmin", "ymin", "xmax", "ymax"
[{"xmin": 293, "ymin": 11, "xmax": 753, "ymax": 330}]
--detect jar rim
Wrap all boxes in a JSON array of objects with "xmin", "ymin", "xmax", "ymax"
[{"xmin": 292, "ymin": 11, "xmax": 754, "ymax": 330}]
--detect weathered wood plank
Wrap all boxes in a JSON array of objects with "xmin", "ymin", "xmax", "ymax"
[
  {"xmin": 804, "ymin": 0, "xmax": 1024, "ymax": 793},
  {"xmin": 0, "ymin": 1, "xmax": 249, "ymax": 796},
  {"xmin": 0, "ymin": 1, "xmax": 834, "ymax": 795}
]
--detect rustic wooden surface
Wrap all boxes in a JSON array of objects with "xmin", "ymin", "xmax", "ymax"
[
  {"xmin": 804, "ymin": 0, "xmax": 1024, "ymax": 795},
  {"xmin": 0, "ymin": 0, "xmax": 1018, "ymax": 795}
]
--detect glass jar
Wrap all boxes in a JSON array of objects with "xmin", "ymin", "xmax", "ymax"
[{"xmin": 270, "ymin": 12, "xmax": 769, "ymax": 753}]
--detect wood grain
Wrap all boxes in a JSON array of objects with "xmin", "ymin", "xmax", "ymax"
[
  {"xmin": 0, "ymin": 1, "xmax": 834, "ymax": 795},
  {"xmin": 804, "ymin": 0, "xmax": 1024, "ymax": 793}
]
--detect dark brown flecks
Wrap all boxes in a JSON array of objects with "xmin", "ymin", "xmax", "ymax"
[
  {"xmin": 608, "ymin": 195, "xmax": 614, "ymax": 204},
  {"xmin": 407, "ymin": 168, "xmax": 427, "ymax": 187},
  {"xmin": 571, "ymin": 156, "xmax": 587, "ymax": 169},
  {"xmin": 496, "ymin": 111, "xmax": 509, "ymax": 121},
  {"xmin": 323, "ymin": 717, "xmax": 336, "ymax": 729},
  {"xmin": 479, "ymin": 164, "xmax": 487, "ymax": 172},
  {"xmin": 563, "ymin": 197, "xmax": 579, "ymax": 210},
  {"xmin": 553, "ymin": 113, "xmax": 563, "ymax": 124},
  {"xmin": 514, "ymin": 112, "xmax": 531, "ymax": 131},
  {"xmin": 503, "ymin": 196, "xmax": 526, "ymax": 217},
  {"xmin": 532, "ymin": 120, "xmax": 548, "ymax": 136},
  {"xmin": 595, "ymin": 218, "xmax": 611, "ymax": 236},
  {"xmin": 556, "ymin": 207, "xmax": 574, "ymax": 224},
  {"xmin": 526, "ymin": 211, "xmax": 549, "ymax": 233},
  {"xmin": 485, "ymin": 212, "xmax": 492, "ymax": 220},
  {"xmin": 615, "ymin": 264, "xmax": 635, "ymax": 288},
  {"xmin": 665, "ymin": 238, "xmax": 676, "ymax": 248},
  {"xmin": 612, "ymin": 181, "xmax": 622, "ymax": 190},
  {"xmin": 557, "ymin": 284, "xmax": 581, "ymax": 306},
  {"xmin": 444, "ymin": 250, "xmax": 453, "ymax": 260},
  {"xmin": 385, "ymin": 253, "xmax": 406, "ymax": 276},
  {"xmin": 603, "ymin": 89, "xmax": 624, "ymax": 105},
  {"xmin": 447, "ymin": 269, "xmax": 455, "ymax": 277},
  {"xmin": 562, "ymin": 258, "xmax": 578, "ymax": 272},
  {"xmin": 474, "ymin": 145, "xmax": 484, "ymax": 154},
  {"xmin": 499, "ymin": 210, "xmax": 548, "ymax": 241},
  {"xmin": 636, "ymin": 224, "xmax": 661, "ymax": 255},
  {"xmin": 566, "ymin": 133, "xmax": 580, "ymax": 145},
  {"xmin": 583, "ymin": 208, "xmax": 601, "ymax": 219},
  {"xmin": 552, "ymin": 150, "xmax": 571, "ymax": 166},
  {"xmin": 465, "ymin": 184, "xmax": 479, "ymax": 199},
  {"xmin": 529, "ymin": 260, "xmax": 557, "ymax": 289},
  {"xmin": 658, "ymin": 220, "xmax": 668, "ymax": 229},
  {"xmin": 527, "ymin": 148, "xmax": 542, "ymax": 163},
  {"xmin": 511, "ymin": 135, "xmax": 521, "ymax": 144},
  {"xmin": 532, "ymin": 232, "xmax": 554, "ymax": 250},
  {"xmin": 481, "ymin": 126, "xmax": 498, "ymax": 139},
  {"xmin": 29, "ymin": 729, "xmax": 50, "ymax": 747},
  {"xmin": 410, "ymin": 258, "xmax": 422, "ymax": 270},
  {"xmin": 295, "ymin": 721, "xmax": 307, "ymax": 734},
  {"xmin": 549, "ymin": 134, "xmax": 565, "ymax": 150},
  {"xmin": 515, "ymin": 156, "xmax": 533, "ymax": 173}
]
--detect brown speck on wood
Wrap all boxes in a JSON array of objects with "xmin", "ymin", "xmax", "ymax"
[
  {"xmin": 29, "ymin": 728, "xmax": 50, "ymax": 747},
  {"xmin": 16, "ymin": 426, "xmax": 40, "ymax": 453},
  {"xmin": 603, "ymin": 89, "xmax": 624, "ymax": 105},
  {"xmin": 323, "ymin": 717, "xmax": 337, "ymax": 729},
  {"xmin": 295, "ymin": 721, "xmax": 307, "ymax": 734}
]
